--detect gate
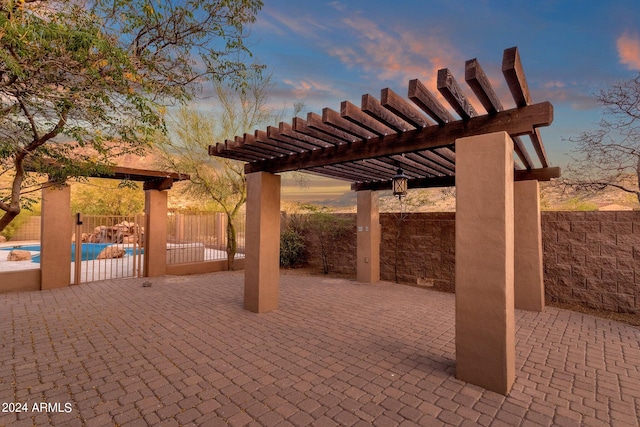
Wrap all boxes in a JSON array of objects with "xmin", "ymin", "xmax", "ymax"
[{"xmin": 71, "ymin": 214, "xmax": 145, "ymax": 284}]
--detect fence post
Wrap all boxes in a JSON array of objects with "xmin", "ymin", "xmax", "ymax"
[
  {"xmin": 73, "ymin": 213, "xmax": 82, "ymax": 285},
  {"xmin": 144, "ymin": 189, "xmax": 167, "ymax": 277},
  {"xmin": 41, "ymin": 182, "xmax": 72, "ymax": 289},
  {"xmin": 215, "ymin": 212, "xmax": 227, "ymax": 251}
]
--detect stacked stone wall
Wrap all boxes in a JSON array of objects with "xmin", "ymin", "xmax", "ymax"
[
  {"xmin": 542, "ymin": 211, "xmax": 640, "ymax": 313},
  {"xmin": 379, "ymin": 212, "xmax": 456, "ymax": 291},
  {"xmin": 297, "ymin": 211, "xmax": 640, "ymax": 313},
  {"xmin": 298, "ymin": 213, "xmax": 357, "ymax": 276}
]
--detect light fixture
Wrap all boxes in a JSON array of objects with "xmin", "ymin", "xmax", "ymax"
[{"xmin": 392, "ymin": 168, "xmax": 409, "ymax": 200}]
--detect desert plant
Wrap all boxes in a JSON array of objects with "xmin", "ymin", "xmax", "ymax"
[
  {"xmin": 306, "ymin": 210, "xmax": 351, "ymax": 274},
  {"xmin": 0, "ymin": 0, "xmax": 263, "ymax": 233},
  {"xmin": 1, "ymin": 209, "xmax": 35, "ymax": 241},
  {"xmin": 559, "ymin": 197, "xmax": 598, "ymax": 211},
  {"xmin": 280, "ymin": 228, "xmax": 306, "ymax": 268}
]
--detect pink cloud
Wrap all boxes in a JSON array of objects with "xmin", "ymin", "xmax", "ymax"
[
  {"xmin": 331, "ymin": 15, "xmax": 456, "ymax": 86},
  {"xmin": 617, "ymin": 32, "xmax": 640, "ymax": 70},
  {"xmin": 325, "ymin": 15, "xmax": 489, "ymax": 112},
  {"xmin": 282, "ymin": 78, "xmax": 345, "ymax": 100}
]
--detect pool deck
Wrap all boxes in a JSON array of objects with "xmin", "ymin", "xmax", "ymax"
[
  {"xmin": 0, "ymin": 242, "xmax": 237, "ymax": 281},
  {"xmin": 0, "ymin": 241, "xmax": 41, "ymax": 272},
  {"xmin": 1, "ymin": 271, "xmax": 639, "ymax": 426}
]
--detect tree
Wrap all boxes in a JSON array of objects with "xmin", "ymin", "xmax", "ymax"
[
  {"xmin": 0, "ymin": 0, "xmax": 263, "ymax": 232},
  {"xmin": 306, "ymin": 209, "xmax": 351, "ymax": 274},
  {"xmin": 155, "ymin": 73, "xmax": 294, "ymax": 269},
  {"xmin": 563, "ymin": 73, "xmax": 640, "ymax": 202},
  {"xmin": 71, "ymin": 179, "xmax": 145, "ymax": 216}
]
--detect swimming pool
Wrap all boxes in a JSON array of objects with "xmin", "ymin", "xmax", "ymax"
[{"xmin": 1, "ymin": 243, "xmax": 142, "ymax": 263}]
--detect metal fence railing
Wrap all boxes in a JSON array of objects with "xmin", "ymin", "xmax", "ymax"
[
  {"xmin": 166, "ymin": 211, "xmax": 245, "ymax": 265},
  {"xmin": 71, "ymin": 214, "xmax": 145, "ymax": 284},
  {"xmin": 3, "ymin": 210, "xmax": 246, "ymax": 284}
]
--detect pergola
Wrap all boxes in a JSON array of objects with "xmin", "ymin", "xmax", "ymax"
[
  {"xmin": 36, "ymin": 166, "xmax": 189, "ymax": 290},
  {"xmin": 209, "ymin": 47, "xmax": 559, "ymax": 395}
]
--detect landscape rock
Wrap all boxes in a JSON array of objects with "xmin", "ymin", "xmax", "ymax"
[
  {"xmin": 85, "ymin": 222, "xmax": 143, "ymax": 244},
  {"xmin": 96, "ymin": 246, "xmax": 127, "ymax": 260},
  {"xmin": 7, "ymin": 250, "xmax": 32, "ymax": 261}
]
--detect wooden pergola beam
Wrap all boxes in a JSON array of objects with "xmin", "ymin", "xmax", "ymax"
[
  {"xmin": 503, "ymin": 46, "xmax": 549, "ymax": 168},
  {"xmin": 350, "ymin": 166, "xmax": 561, "ymax": 191},
  {"xmin": 466, "ymin": 56, "xmax": 535, "ymax": 169},
  {"xmin": 341, "ymin": 100, "xmax": 395, "ymax": 136},
  {"xmin": 286, "ymin": 120, "xmax": 336, "ymax": 148},
  {"xmin": 304, "ymin": 113, "xmax": 356, "ymax": 144},
  {"xmin": 323, "ymin": 107, "xmax": 377, "ymax": 140},
  {"xmin": 243, "ymin": 101, "xmax": 553, "ymax": 175},
  {"xmin": 408, "ymin": 79, "xmax": 454, "ymax": 125},
  {"xmin": 503, "ymin": 47, "xmax": 532, "ymax": 108},
  {"xmin": 361, "ymin": 94, "xmax": 415, "ymax": 132},
  {"xmin": 465, "ymin": 58, "xmax": 502, "ymax": 114},
  {"xmin": 437, "ymin": 68, "xmax": 478, "ymax": 120},
  {"xmin": 381, "ymin": 87, "xmax": 433, "ymax": 128}
]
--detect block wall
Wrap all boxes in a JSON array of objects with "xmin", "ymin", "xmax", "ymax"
[
  {"xmin": 298, "ymin": 211, "xmax": 640, "ymax": 313},
  {"xmin": 542, "ymin": 211, "xmax": 640, "ymax": 313}
]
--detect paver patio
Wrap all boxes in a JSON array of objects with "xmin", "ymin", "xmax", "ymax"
[{"xmin": 1, "ymin": 271, "xmax": 639, "ymax": 426}]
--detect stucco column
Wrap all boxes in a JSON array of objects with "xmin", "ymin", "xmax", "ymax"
[
  {"xmin": 144, "ymin": 189, "xmax": 167, "ymax": 277},
  {"xmin": 41, "ymin": 182, "xmax": 72, "ymax": 289},
  {"xmin": 356, "ymin": 190, "xmax": 380, "ymax": 283},
  {"xmin": 515, "ymin": 180, "xmax": 544, "ymax": 311},
  {"xmin": 175, "ymin": 213, "xmax": 185, "ymax": 243},
  {"xmin": 244, "ymin": 171, "xmax": 281, "ymax": 313},
  {"xmin": 215, "ymin": 212, "xmax": 227, "ymax": 251},
  {"xmin": 455, "ymin": 131, "xmax": 515, "ymax": 395}
]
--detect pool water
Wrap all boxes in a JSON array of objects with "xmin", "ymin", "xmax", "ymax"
[{"xmin": 1, "ymin": 243, "xmax": 143, "ymax": 263}]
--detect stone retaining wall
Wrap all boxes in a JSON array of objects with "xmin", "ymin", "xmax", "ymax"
[
  {"xmin": 298, "ymin": 211, "xmax": 640, "ymax": 313},
  {"xmin": 543, "ymin": 211, "xmax": 639, "ymax": 313}
]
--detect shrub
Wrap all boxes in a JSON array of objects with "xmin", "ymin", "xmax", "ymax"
[
  {"xmin": 1, "ymin": 210, "xmax": 35, "ymax": 241},
  {"xmin": 305, "ymin": 211, "xmax": 351, "ymax": 274},
  {"xmin": 280, "ymin": 228, "xmax": 305, "ymax": 267}
]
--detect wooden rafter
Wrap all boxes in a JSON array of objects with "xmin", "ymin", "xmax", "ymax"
[
  {"xmin": 243, "ymin": 102, "xmax": 552, "ymax": 175},
  {"xmin": 437, "ymin": 68, "xmax": 478, "ymax": 120},
  {"xmin": 209, "ymin": 47, "xmax": 560, "ymax": 189},
  {"xmin": 352, "ymin": 167, "xmax": 562, "ymax": 191},
  {"xmin": 503, "ymin": 47, "xmax": 549, "ymax": 167}
]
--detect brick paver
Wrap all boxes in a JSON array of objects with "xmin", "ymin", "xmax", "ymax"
[{"xmin": 1, "ymin": 271, "xmax": 639, "ymax": 426}]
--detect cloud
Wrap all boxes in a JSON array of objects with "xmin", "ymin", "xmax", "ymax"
[
  {"xmin": 542, "ymin": 80, "xmax": 566, "ymax": 89},
  {"xmin": 322, "ymin": 13, "xmax": 490, "ymax": 112},
  {"xmin": 260, "ymin": 8, "xmax": 326, "ymax": 39},
  {"xmin": 617, "ymin": 32, "xmax": 640, "ymax": 70},
  {"xmin": 281, "ymin": 78, "xmax": 345, "ymax": 101},
  {"xmin": 327, "ymin": 14, "xmax": 463, "ymax": 89}
]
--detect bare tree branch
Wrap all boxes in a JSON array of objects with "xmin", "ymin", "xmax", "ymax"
[{"xmin": 562, "ymin": 72, "xmax": 640, "ymax": 204}]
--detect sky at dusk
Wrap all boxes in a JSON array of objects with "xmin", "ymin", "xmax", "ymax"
[{"xmin": 224, "ymin": 1, "xmax": 640, "ymax": 201}]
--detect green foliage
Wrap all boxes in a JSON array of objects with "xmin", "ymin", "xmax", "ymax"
[
  {"xmin": 0, "ymin": 0, "xmax": 263, "ymax": 232},
  {"xmin": 0, "ymin": 208, "xmax": 35, "ymax": 240},
  {"xmin": 155, "ymin": 73, "xmax": 300, "ymax": 269},
  {"xmin": 304, "ymin": 209, "xmax": 351, "ymax": 274},
  {"xmin": 559, "ymin": 197, "xmax": 598, "ymax": 211},
  {"xmin": 280, "ymin": 228, "xmax": 306, "ymax": 268},
  {"xmin": 71, "ymin": 179, "xmax": 144, "ymax": 216}
]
